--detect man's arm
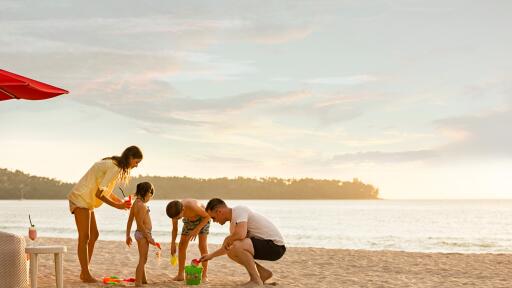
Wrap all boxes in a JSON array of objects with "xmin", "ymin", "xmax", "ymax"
[
  {"xmin": 223, "ymin": 221, "xmax": 248, "ymax": 250},
  {"xmin": 200, "ymin": 244, "xmax": 228, "ymax": 262},
  {"xmin": 200, "ymin": 223, "xmax": 248, "ymax": 262}
]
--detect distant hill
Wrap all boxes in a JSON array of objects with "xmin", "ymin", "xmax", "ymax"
[{"xmin": 0, "ymin": 168, "xmax": 379, "ymax": 200}]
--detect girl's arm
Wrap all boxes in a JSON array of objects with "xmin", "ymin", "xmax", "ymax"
[
  {"xmin": 126, "ymin": 207, "xmax": 135, "ymax": 246},
  {"xmin": 134, "ymin": 202, "xmax": 155, "ymax": 244}
]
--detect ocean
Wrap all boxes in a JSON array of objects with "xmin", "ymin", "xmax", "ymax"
[{"xmin": 1, "ymin": 199, "xmax": 511, "ymax": 253}]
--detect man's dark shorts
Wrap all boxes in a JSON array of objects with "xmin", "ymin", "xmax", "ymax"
[{"xmin": 250, "ymin": 238, "xmax": 286, "ymax": 261}]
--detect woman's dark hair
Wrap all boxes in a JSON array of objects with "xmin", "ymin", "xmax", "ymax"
[
  {"xmin": 135, "ymin": 182, "xmax": 154, "ymax": 199},
  {"xmin": 166, "ymin": 200, "xmax": 183, "ymax": 218},
  {"xmin": 103, "ymin": 145, "xmax": 143, "ymax": 183},
  {"xmin": 205, "ymin": 198, "xmax": 226, "ymax": 212}
]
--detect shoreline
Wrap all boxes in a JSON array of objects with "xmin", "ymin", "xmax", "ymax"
[{"xmin": 28, "ymin": 237, "xmax": 511, "ymax": 287}]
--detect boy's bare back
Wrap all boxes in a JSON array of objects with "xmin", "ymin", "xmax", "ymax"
[{"xmin": 181, "ymin": 199, "xmax": 208, "ymax": 221}]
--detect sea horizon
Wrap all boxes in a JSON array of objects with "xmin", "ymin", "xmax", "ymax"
[{"xmin": 2, "ymin": 199, "xmax": 512, "ymax": 254}]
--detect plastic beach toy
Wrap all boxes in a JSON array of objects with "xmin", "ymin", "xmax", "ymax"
[
  {"xmin": 102, "ymin": 276, "xmax": 136, "ymax": 285},
  {"xmin": 124, "ymin": 195, "xmax": 132, "ymax": 208},
  {"xmin": 170, "ymin": 254, "xmax": 178, "ymax": 266},
  {"xmin": 185, "ymin": 264, "xmax": 203, "ymax": 285},
  {"xmin": 191, "ymin": 258, "xmax": 201, "ymax": 267}
]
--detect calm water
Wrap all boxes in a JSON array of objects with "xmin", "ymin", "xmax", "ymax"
[{"xmin": 1, "ymin": 200, "xmax": 512, "ymax": 253}]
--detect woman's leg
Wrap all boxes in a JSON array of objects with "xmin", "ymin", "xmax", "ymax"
[
  {"xmin": 73, "ymin": 208, "xmax": 97, "ymax": 283},
  {"xmin": 173, "ymin": 235, "xmax": 190, "ymax": 281},
  {"xmin": 135, "ymin": 237, "xmax": 149, "ymax": 287},
  {"xmin": 88, "ymin": 211, "xmax": 99, "ymax": 262},
  {"xmin": 198, "ymin": 234, "xmax": 209, "ymax": 281}
]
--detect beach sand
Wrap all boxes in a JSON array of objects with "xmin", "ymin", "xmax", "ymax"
[{"xmin": 31, "ymin": 237, "xmax": 510, "ymax": 288}]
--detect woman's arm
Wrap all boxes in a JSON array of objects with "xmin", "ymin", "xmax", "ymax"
[
  {"xmin": 110, "ymin": 193, "xmax": 123, "ymax": 203},
  {"xmin": 95, "ymin": 189, "xmax": 126, "ymax": 209}
]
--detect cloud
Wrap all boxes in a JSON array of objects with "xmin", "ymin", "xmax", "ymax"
[
  {"xmin": 331, "ymin": 149, "xmax": 438, "ymax": 164},
  {"xmin": 434, "ymin": 108, "xmax": 512, "ymax": 158},
  {"xmin": 305, "ymin": 75, "xmax": 377, "ymax": 85}
]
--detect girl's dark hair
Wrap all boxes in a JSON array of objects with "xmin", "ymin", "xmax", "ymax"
[
  {"xmin": 166, "ymin": 200, "xmax": 183, "ymax": 218},
  {"xmin": 103, "ymin": 146, "xmax": 143, "ymax": 183},
  {"xmin": 135, "ymin": 182, "xmax": 154, "ymax": 199}
]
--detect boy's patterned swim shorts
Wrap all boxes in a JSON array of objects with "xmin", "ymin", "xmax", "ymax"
[{"xmin": 182, "ymin": 217, "xmax": 210, "ymax": 236}]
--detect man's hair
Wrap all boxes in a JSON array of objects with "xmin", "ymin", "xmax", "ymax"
[
  {"xmin": 166, "ymin": 200, "xmax": 183, "ymax": 218},
  {"xmin": 205, "ymin": 198, "xmax": 226, "ymax": 212}
]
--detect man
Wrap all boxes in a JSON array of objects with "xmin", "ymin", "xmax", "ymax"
[{"xmin": 200, "ymin": 198, "xmax": 286, "ymax": 286}]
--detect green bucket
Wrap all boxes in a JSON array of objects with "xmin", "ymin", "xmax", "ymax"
[{"xmin": 185, "ymin": 265, "xmax": 203, "ymax": 285}]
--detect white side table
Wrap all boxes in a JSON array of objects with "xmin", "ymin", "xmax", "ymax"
[{"xmin": 25, "ymin": 245, "xmax": 67, "ymax": 288}]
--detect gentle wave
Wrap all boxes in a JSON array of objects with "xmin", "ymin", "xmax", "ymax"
[{"xmin": 2, "ymin": 199, "xmax": 512, "ymax": 253}]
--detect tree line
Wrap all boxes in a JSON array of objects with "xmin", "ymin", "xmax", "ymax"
[{"xmin": 0, "ymin": 168, "xmax": 379, "ymax": 200}]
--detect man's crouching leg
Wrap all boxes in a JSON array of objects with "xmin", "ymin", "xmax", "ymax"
[{"xmin": 226, "ymin": 239, "xmax": 263, "ymax": 286}]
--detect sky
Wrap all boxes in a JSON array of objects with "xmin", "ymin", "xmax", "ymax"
[{"xmin": 1, "ymin": 0, "xmax": 511, "ymax": 199}]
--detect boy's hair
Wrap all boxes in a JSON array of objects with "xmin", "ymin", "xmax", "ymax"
[
  {"xmin": 205, "ymin": 198, "xmax": 226, "ymax": 212},
  {"xmin": 135, "ymin": 182, "xmax": 154, "ymax": 199},
  {"xmin": 166, "ymin": 200, "xmax": 183, "ymax": 218}
]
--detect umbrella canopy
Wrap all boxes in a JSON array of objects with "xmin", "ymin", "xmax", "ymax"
[{"xmin": 0, "ymin": 69, "xmax": 68, "ymax": 101}]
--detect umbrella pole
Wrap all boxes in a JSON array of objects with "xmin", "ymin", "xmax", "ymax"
[{"xmin": 0, "ymin": 87, "xmax": 19, "ymax": 99}]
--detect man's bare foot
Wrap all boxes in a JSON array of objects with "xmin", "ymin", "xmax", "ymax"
[
  {"xmin": 135, "ymin": 282, "xmax": 143, "ymax": 287},
  {"xmin": 242, "ymin": 280, "xmax": 263, "ymax": 287},
  {"xmin": 172, "ymin": 275, "xmax": 185, "ymax": 281},
  {"xmin": 202, "ymin": 276, "xmax": 209, "ymax": 283},
  {"xmin": 255, "ymin": 262, "xmax": 273, "ymax": 283}
]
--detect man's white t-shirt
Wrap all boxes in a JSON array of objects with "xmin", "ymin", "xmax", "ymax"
[{"xmin": 230, "ymin": 206, "xmax": 285, "ymax": 246}]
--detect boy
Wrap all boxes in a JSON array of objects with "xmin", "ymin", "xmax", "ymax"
[{"xmin": 166, "ymin": 199, "xmax": 211, "ymax": 282}]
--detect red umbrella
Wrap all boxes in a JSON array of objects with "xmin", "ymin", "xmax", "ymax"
[{"xmin": 0, "ymin": 69, "xmax": 69, "ymax": 101}]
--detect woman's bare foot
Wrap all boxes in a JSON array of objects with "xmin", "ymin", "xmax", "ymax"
[
  {"xmin": 255, "ymin": 262, "xmax": 273, "ymax": 283},
  {"xmin": 172, "ymin": 274, "xmax": 185, "ymax": 281},
  {"xmin": 202, "ymin": 276, "xmax": 209, "ymax": 283},
  {"xmin": 81, "ymin": 275, "xmax": 98, "ymax": 283},
  {"xmin": 80, "ymin": 270, "xmax": 97, "ymax": 283}
]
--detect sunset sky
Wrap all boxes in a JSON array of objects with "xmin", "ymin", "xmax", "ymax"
[{"xmin": 1, "ymin": 1, "xmax": 511, "ymax": 199}]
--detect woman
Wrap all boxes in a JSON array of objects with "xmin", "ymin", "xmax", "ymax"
[{"xmin": 67, "ymin": 145, "xmax": 143, "ymax": 283}]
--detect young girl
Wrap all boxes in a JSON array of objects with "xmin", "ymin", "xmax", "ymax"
[
  {"xmin": 166, "ymin": 199, "xmax": 211, "ymax": 282},
  {"xmin": 126, "ymin": 182, "xmax": 156, "ymax": 286},
  {"xmin": 68, "ymin": 145, "xmax": 142, "ymax": 283}
]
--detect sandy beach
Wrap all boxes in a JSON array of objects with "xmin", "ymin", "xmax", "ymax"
[{"xmin": 27, "ymin": 237, "xmax": 510, "ymax": 288}]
